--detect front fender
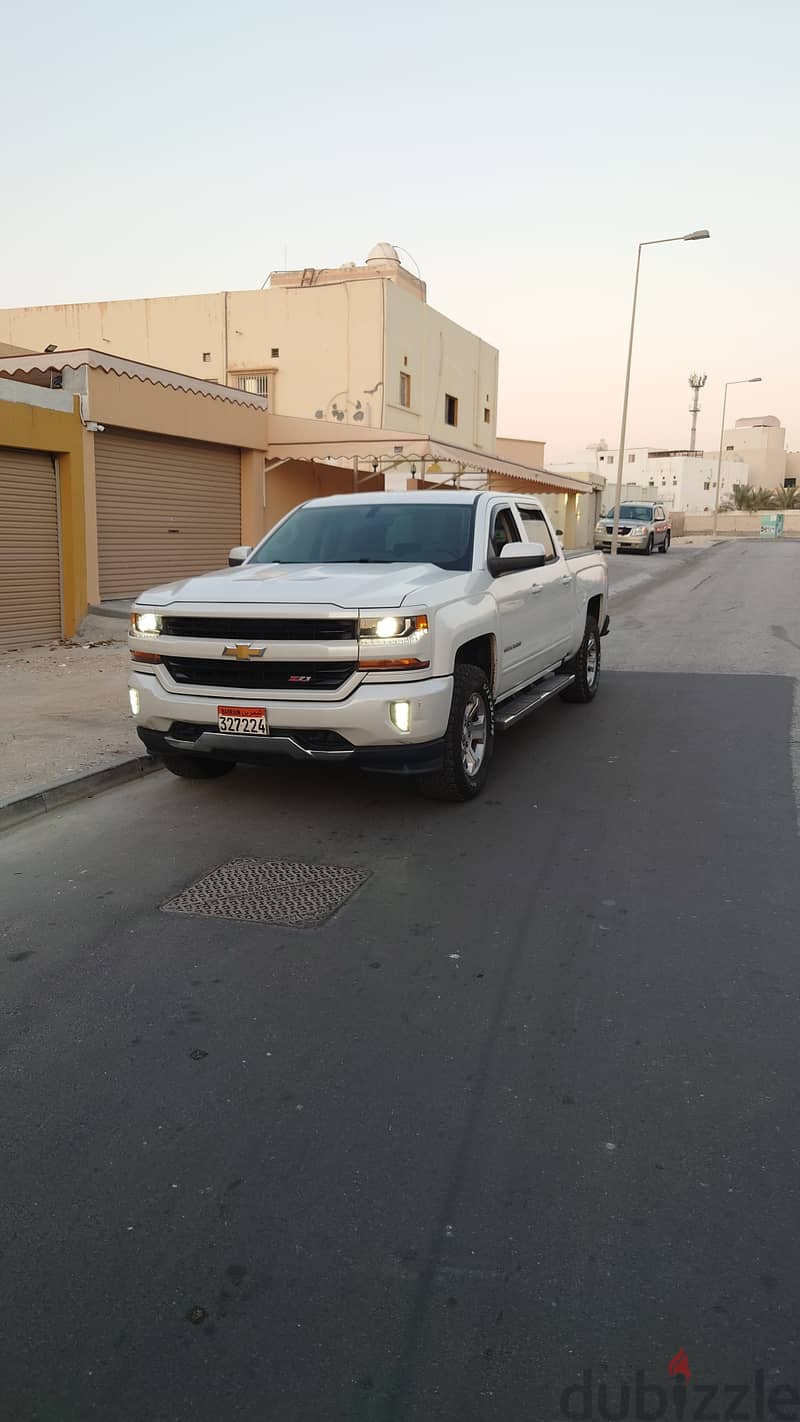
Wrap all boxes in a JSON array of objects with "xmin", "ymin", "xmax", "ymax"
[{"xmin": 429, "ymin": 592, "xmax": 499, "ymax": 684}]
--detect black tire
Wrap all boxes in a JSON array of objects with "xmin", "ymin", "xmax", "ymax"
[
  {"xmin": 643, "ymin": 534, "xmax": 654, "ymax": 556},
  {"xmin": 560, "ymin": 617, "xmax": 601, "ymax": 703},
  {"xmin": 659, "ymin": 531, "xmax": 670, "ymax": 553},
  {"xmin": 162, "ymin": 754, "xmax": 236, "ymax": 779},
  {"xmin": 417, "ymin": 664, "xmax": 494, "ymax": 802}
]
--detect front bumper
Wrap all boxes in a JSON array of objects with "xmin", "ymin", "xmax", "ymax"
[
  {"xmin": 138, "ymin": 726, "xmax": 446, "ymax": 774},
  {"xmin": 130, "ymin": 669, "xmax": 454, "ymax": 775},
  {"xmin": 594, "ymin": 531, "xmax": 650, "ymax": 552}
]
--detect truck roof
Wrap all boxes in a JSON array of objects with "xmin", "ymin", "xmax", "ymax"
[{"xmin": 301, "ymin": 491, "xmax": 540, "ymax": 508}]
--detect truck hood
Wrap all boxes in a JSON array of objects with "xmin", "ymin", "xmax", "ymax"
[{"xmin": 135, "ymin": 562, "xmax": 468, "ymax": 611}]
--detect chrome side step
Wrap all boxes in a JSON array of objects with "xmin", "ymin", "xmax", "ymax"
[{"xmin": 495, "ymin": 673, "xmax": 575, "ymax": 730}]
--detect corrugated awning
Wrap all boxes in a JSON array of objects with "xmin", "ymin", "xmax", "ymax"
[
  {"xmin": 0, "ymin": 350, "xmax": 268, "ymax": 407},
  {"xmin": 266, "ymin": 414, "xmax": 602, "ymax": 494}
]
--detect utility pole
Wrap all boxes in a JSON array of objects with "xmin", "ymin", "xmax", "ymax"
[
  {"xmin": 712, "ymin": 377, "xmax": 761, "ymax": 537},
  {"xmin": 688, "ymin": 371, "xmax": 707, "ymax": 452},
  {"xmin": 610, "ymin": 230, "xmax": 709, "ymax": 555}
]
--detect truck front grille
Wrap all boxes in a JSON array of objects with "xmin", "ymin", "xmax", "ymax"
[
  {"xmin": 161, "ymin": 616, "xmax": 357, "ymax": 641},
  {"xmin": 163, "ymin": 657, "xmax": 356, "ymax": 691}
]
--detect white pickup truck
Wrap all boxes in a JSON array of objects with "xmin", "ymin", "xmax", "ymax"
[{"xmin": 129, "ymin": 491, "xmax": 609, "ymax": 801}]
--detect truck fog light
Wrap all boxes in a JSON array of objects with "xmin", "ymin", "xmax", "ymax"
[
  {"xmin": 128, "ymin": 687, "xmax": 140, "ymax": 717},
  {"xmin": 390, "ymin": 700, "xmax": 411, "ymax": 733}
]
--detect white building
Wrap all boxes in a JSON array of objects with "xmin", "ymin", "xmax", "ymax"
[{"xmin": 592, "ymin": 447, "xmax": 744, "ymax": 513}]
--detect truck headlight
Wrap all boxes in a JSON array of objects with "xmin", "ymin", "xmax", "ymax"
[
  {"xmin": 359, "ymin": 614, "xmax": 428, "ymax": 642},
  {"xmin": 131, "ymin": 611, "xmax": 162, "ymax": 634},
  {"xmin": 376, "ymin": 616, "xmax": 403, "ymax": 638}
]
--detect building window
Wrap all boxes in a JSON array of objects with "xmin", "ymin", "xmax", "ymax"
[
  {"xmin": 726, "ymin": 444, "xmax": 734, "ymax": 451},
  {"xmin": 271, "ymin": 347, "xmax": 280, "ymax": 359},
  {"xmin": 399, "ymin": 371, "xmax": 411, "ymax": 408},
  {"xmin": 672, "ymin": 476, "xmax": 677, "ymax": 484},
  {"xmin": 661, "ymin": 477, "xmax": 666, "ymax": 486},
  {"xmin": 484, "ymin": 407, "xmax": 491, "ymax": 424},
  {"xmin": 235, "ymin": 373, "xmax": 269, "ymax": 397},
  {"xmin": 703, "ymin": 481, "xmax": 710, "ymax": 490},
  {"xmin": 628, "ymin": 452, "xmax": 635, "ymax": 463},
  {"xmin": 606, "ymin": 455, "xmax": 614, "ymax": 465},
  {"xmin": 445, "ymin": 393, "xmax": 458, "ymax": 427},
  {"xmin": 403, "ymin": 355, "xmax": 408, "ymax": 367},
  {"xmin": 202, "ymin": 352, "xmax": 212, "ymax": 362}
]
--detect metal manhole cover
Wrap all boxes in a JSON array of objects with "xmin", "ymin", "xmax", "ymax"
[{"xmin": 162, "ymin": 858, "xmax": 369, "ymax": 927}]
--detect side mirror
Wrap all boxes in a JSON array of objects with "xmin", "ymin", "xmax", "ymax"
[
  {"xmin": 488, "ymin": 541, "xmax": 547, "ymax": 577},
  {"xmin": 228, "ymin": 545, "xmax": 252, "ymax": 567}
]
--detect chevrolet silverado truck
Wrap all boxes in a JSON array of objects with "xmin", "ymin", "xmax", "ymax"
[{"xmin": 129, "ymin": 491, "xmax": 609, "ymax": 802}]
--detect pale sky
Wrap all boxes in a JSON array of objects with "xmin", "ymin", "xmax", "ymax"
[{"xmin": 2, "ymin": 0, "xmax": 797, "ymax": 461}]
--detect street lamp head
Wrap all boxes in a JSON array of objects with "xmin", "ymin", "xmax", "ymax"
[
  {"xmin": 683, "ymin": 229, "xmax": 710, "ymax": 240},
  {"xmin": 748, "ymin": 377, "xmax": 762, "ymax": 383}
]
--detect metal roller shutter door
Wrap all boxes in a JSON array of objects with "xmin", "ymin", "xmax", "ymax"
[
  {"xmin": 96, "ymin": 430, "xmax": 241, "ymax": 599},
  {"xmin": 0, "ymin": 448, "xmax": 62, "ymax": 651}
]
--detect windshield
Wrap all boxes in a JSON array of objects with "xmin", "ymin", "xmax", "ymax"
[
  {"xmin": 250, "ymin": 501, "xmax": 476, "ymax": 571},
  {"xmin": 604, "ymin": 504, "xmax": 654, "ymax": 522}
]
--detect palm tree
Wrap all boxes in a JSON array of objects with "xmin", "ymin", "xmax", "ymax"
[
  {"xmin": 722, "ymin": 484, "xmax": 776, "ymax": 512},
  {"xmin": 723, "ymin": 484, "xmax": 757, "ymax": 511},
  {"xmin": 772, "ymin": 484, "xmax": 800, "ymax": 510}
]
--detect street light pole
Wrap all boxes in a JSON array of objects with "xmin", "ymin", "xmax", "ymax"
[
  {"xmin": 711, "ymin": 377, "xmax": 761, "ymax": 537},
  {"xmin": 609, "ymin": 229, "xmax": 710, "ymax": 556}
]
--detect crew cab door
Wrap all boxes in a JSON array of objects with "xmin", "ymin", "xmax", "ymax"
[
  {"xmin": 512, "ymin": 502, "xmax": 578, "ymax": 674},
  {"xmin": 488, "ymin": 504, "xmax": 540, "ymax": 694}
]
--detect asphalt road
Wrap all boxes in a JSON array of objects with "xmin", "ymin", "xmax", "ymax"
[{"xmin": 2, "ymin": 539, "xmax": 799, "ymax": 1422}]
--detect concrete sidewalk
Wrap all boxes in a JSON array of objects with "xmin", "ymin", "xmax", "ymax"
[{"xmin": 0, "ymin": 619, "xmax": 140, "ymax": 806}]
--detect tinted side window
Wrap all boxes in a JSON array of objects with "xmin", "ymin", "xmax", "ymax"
[
  {"xmin": 515, "ymin": 505, "xmax": 558, "ymax": 562},
  {"xmin": 490, "ymin": 507, "xmax": 522, "ymax": 557}
]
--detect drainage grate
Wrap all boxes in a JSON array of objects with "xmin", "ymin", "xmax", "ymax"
[{"xmin": 161, "ymin": 858, "xmax": 369, "ymax": 927}]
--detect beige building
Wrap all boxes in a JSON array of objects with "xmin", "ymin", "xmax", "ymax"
[
  {"xmin": 707, "ymin": 415, "xmax": 788, "ymax": 489},
  {"xmin": 0, "ymin": 244, "xmax": 499, "ymax": 455}
]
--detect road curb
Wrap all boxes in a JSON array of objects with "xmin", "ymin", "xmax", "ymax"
[
  {"xmin": 0, "ymin": 755, "xmax": 163, "ymax": 833},
  {"xmin": 86, "ymin": 603, "xmax": 131, "ymax": 621}
]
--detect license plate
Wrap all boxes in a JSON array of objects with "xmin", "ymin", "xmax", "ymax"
[{"xmin": 217, "ymin": 705, "xmax": 268, "ymax": 735}]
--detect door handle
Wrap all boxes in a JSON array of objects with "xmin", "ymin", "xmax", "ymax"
[
  {"xmin": 529, "ymin": 584, "xmax": 543, "ymax": 595},
  {"xmin": 559, "ymin": 575, "xmax": 572, "ymax": 585}
]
